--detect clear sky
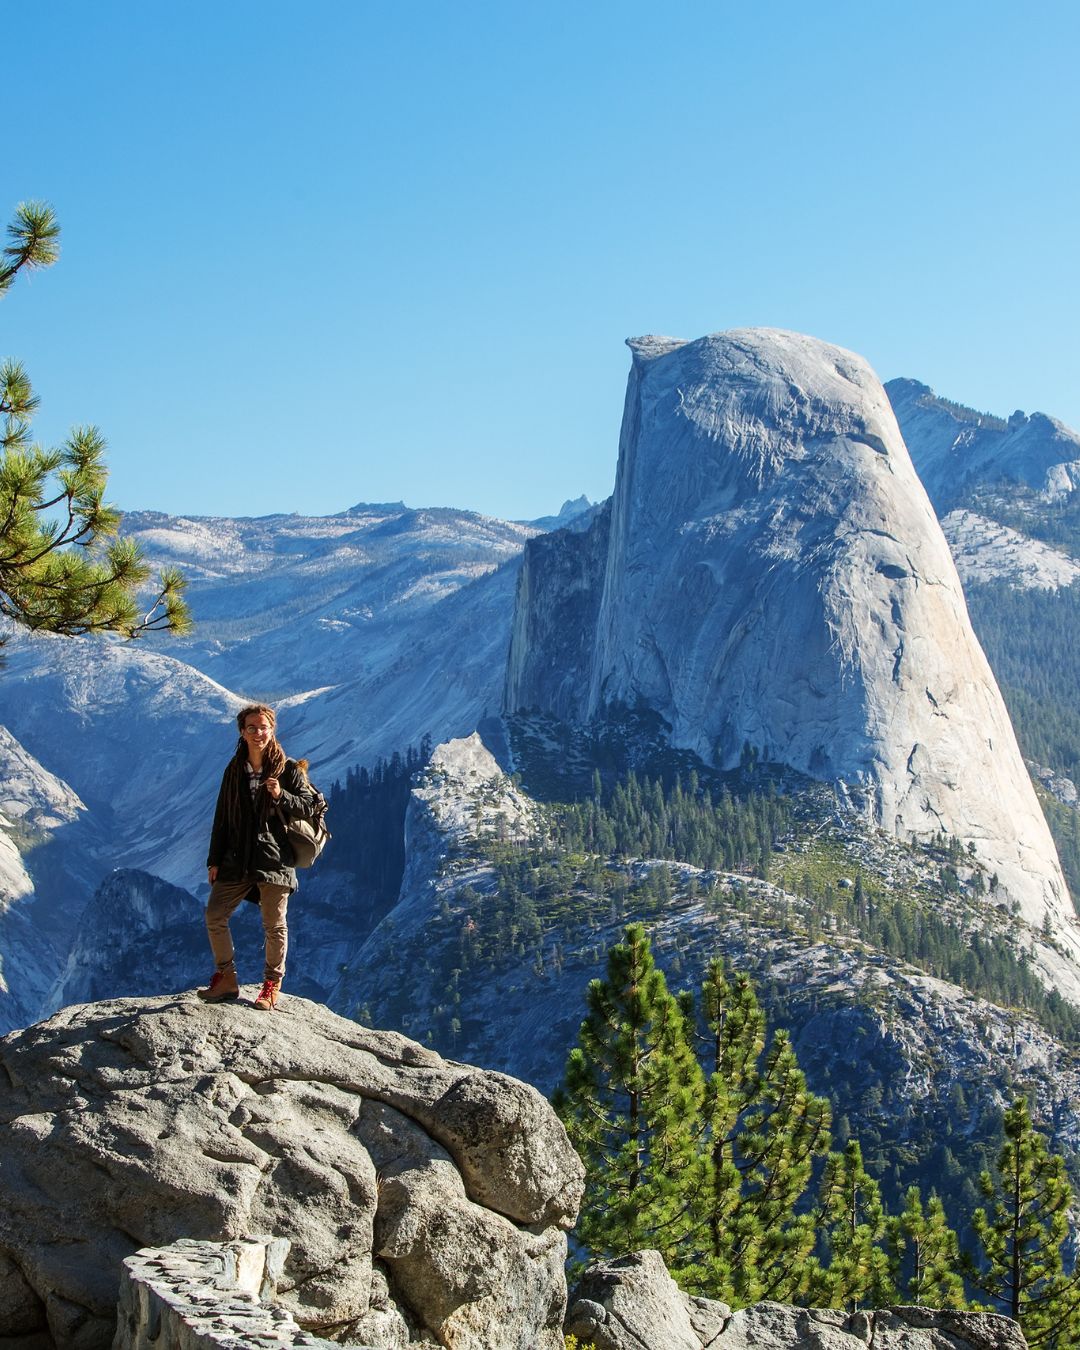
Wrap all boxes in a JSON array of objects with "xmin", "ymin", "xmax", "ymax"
[{"xmin": 5, "ymin": 1, "xmax": 1079, "ymax": 522}]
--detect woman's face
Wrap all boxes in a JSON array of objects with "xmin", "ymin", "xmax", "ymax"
[{"xmin": 242, "ymin": 714, "xmax": 273, "ymax": 752}]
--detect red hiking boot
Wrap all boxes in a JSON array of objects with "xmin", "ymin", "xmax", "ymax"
[
  {"xmin": 197, "ymin": 968, "xmax": 239, "ymax": 1002},
  {"xmin": 253, "ymin": 978, "xmax": 281, "ymax": 1011}
]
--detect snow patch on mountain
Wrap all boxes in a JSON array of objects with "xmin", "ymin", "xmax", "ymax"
[
  {"xmin": 121, "ymin": 502, "xmax": 537, "ymax": 699},
  {"xmin": 0, "ymin": 726, "xmax": 86, "ymax": 919}
]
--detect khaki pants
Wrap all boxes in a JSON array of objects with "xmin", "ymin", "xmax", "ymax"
[{"xmin": 206, "ymin": 879, "xmax": 290, "ymax": 983}]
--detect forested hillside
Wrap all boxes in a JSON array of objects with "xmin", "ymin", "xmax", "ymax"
[
  {"xmin": 557, "ymin": 922, "xmax": 1080, "ymax": 1345},
  {"xmin": 315, "ymin": 725, "xmax": 1080, "ymax": 1271}
]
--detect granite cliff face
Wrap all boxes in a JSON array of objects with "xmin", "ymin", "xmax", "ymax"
[
  {"xmin": 0, "ymin": 725, "xmax": 101, "ymax": 1031},
  {"xmin": 940, "ymin": 509, "xmax": 1080, "ymax": 592},
  {"xmin": 505, "ymin": 329, "xmax": 1076, "ymax": 948},
  {"xmin": 503, "ymin": 502, "xmax": 611, "ymax": 723}
]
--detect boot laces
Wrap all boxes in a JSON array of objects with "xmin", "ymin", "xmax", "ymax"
[{"xmin": 258, "ymin": 979, "xmax": 278, "ymax": 1004}]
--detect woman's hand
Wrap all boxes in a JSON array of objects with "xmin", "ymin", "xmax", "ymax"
[
  {"xmin": 208, "ymin": 866, "xmax": 218, "ymax": 884},
  {"xmin": 265, "ymin": 777, "xmax": 282, "ymax": 800}
]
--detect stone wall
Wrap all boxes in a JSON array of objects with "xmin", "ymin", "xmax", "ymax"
[{"xmin": 112, "ymin": 1238, "xmax": 340, "ymax": 1350}]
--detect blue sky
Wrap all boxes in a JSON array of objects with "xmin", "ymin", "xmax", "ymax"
[{"xmin": 5, "ymin": 1, "xmax": 1079, "ymax": 521}]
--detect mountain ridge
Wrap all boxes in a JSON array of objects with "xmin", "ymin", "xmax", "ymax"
[{"xmin": 886, "ymin": 375, "xmax": 1080, "ymax": 512}]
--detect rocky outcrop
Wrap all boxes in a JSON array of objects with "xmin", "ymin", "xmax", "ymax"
[
  {"xmin": 566, "ymin": 1249, "xmax": 729, "ymax": 1350},
  {"xmin": 886, "ymin": 377, "xmax": 1080, "ymax": 511},
  {"xmin": 0, "ymin": 995, "xmax": 583, "ymax": 1349},
  {"xmin": 330, "ymin": 732, "xmax": 540, "ymax": 1037},
  {"xmin": 567, "ymin": 1250, "xmax": 1029, "ymax": 1350},
  {"xmin": 409, "ymin": 734, "xmax": 536, "ymax": 853},
  {"xmin": 504, "ymin": 329, "xmax": 1079, "ymax": 959}
]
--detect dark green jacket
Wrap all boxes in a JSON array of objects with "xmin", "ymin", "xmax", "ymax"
[{"xmin": 207, "ymin": 758, "xmax": 317, "ymax": 892}]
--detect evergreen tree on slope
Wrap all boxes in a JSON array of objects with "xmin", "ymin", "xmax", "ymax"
[
  {"xmin": 687, "ymin": 958, "xmax": 831, "ymax": 1305},
  {"xmin": 965, "ymin": 1097, "xmax": 1080, "ymax": 1349},
  {"xmin": 888, "ymin": 1186, "xmax": 965, "ymax": 1309},
  {"xmin": 812, "ymin": 1139, "xmax": 897, "ymax": 1310},
  {"xmin": 553, "ymin": 922, "xmax": 706, "ymax": 1273}
]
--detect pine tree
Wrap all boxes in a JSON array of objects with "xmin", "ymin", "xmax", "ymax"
[
  {"xmin": 888, "ymin": 1187, "xmax": 965, "ymax": 1308},
  {"xmin": 1, "ymin": 201, "xmax": 190, "ymax": 646},
  {"xmin": 553, "ymin": 922, "xmax": 706, "ymax": 1271},
  {"xmin": 687, "ymin": 959, "xmax": 831, "ymax": 1305},
  {"xmin": 964, "ymin": 1097, "xmax": 1080, "ymax": 1348},
  {"xmin": 814, "ymin": 1139, "xmax": 897, "ymax": 1310}
]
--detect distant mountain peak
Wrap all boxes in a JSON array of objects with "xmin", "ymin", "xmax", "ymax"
[
  {"xmin": 884, "ymin": 377, "xmax": 1007, "ymax": 431},
  {"xmin": 556, "ymin": 494, "xmax": 592, "ymax": 520},
  {"xmin": 343, "ymin": 500, "xmax": 407, "ymax": 515},
  {"xmin": 524, "ymin": 495, "xmax": 597, "ymax": 532}
]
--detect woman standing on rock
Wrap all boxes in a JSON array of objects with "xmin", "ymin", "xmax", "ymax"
[{"xmin": 197, "ymin": 704, "xmax": 317, "ymax": 1011}]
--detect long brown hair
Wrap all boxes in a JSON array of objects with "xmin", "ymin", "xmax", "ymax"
[{"xmin": 221, "ymin": 704, "xmax": 288, "ymax": 842}]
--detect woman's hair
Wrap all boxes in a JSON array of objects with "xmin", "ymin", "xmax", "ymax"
[
  {"xmin": 218, "ymin": 704, "xmax": 289, "ymax": 842},
  {"xmin": 233, "ymin": 703, "xmax": 286, "ymax": 779}
]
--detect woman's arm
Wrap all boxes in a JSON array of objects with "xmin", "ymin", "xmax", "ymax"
[{"xmin": 275, "ymin": 761, "xmax": 319, "ymax": 820}]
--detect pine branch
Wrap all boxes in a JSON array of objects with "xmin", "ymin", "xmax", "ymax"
[{"xmin": 0, "ymin": 201, "xmax": 60, "ymax": 296}]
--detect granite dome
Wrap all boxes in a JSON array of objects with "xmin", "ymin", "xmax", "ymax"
[{"xmin": 507, "ymin": 328, "xmax": 1078, "ymax": 954}]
